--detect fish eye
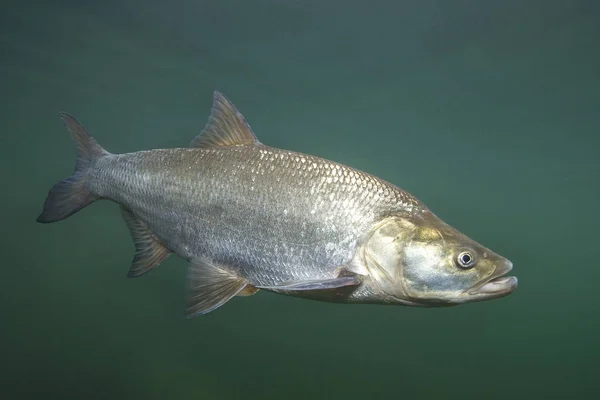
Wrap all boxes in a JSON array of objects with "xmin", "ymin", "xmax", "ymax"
[{"xmin": 457, "ymin": 251, "xmax": 476, "ymax": 269}]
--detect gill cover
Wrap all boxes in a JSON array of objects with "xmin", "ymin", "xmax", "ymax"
[{"xmin": 363, "ymin": 217, "xmax": 416, "ymax": 303}]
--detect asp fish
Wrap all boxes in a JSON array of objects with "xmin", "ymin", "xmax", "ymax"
[{"xmin": 37, "ymin": 92, "xmax": 517, "ymax": 317}]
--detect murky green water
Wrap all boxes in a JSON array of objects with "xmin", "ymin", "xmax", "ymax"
[{"xmin": 2, "ymin": 1, "xmax": 598, "ymax": 399}]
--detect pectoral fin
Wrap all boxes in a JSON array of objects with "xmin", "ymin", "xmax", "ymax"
[
  {"xmin": 236, "ymin": 284, "xmax": 259, "ymax": 296},
  {"xmin": 257, "ymin": 276, "xmax": 360, "ymax": 291},
  {"xmin": 185, "ymin": 258, "xmax": 249, "ymax": 318},
  {"xmin": 120, "ymin": 206, "xmax": 171, "ymax": 277}
]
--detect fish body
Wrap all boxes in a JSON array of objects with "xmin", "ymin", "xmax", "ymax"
[
  {"xmin": 38, "ymin": 92, "xmax": 517, "ymax": 316},
  {"xmin": 92, "ymin": 145, "xmax": 418, "ymax": 287}
]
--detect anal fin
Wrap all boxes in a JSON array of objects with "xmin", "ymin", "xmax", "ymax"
[
  {"xmin": 186, "ymin": 258, "xmax": 248, "ymax": 317},
  {"xmin": 120, "ymin": 206, "xmax": 171, "ymax": 277}
]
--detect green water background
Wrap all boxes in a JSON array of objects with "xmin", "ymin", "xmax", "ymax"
[{"xmin": 1, "ymin": 1, "xmax": 598, "ymax": 399}]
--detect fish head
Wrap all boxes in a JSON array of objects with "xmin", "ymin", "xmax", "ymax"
[{"xmin": 362, "ymin": 212, "xmax": 517, "ymax": 306}]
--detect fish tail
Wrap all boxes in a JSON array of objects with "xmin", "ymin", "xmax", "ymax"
[{"xmin": 36, "ymin": 113, "xmax": 109, "ymax": 223}]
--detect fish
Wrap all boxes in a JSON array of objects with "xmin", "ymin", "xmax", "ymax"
[{"xmin": 37, "ymin": 91, "xmax": 517, "ymax": 317}]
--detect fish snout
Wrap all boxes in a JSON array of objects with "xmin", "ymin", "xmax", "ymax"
[{"xmin": 468, "ymin": 260, "xmax": 518, "ymax": 298}]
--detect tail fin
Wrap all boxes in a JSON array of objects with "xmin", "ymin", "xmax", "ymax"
[{"xmin": 37, "ymin": 113, "xmax": 109, "ymax": 223}]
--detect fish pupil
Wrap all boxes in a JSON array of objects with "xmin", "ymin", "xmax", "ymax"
[{"xmin": 457, "ymin": 252, "xmax": 475, "ymax": 268}]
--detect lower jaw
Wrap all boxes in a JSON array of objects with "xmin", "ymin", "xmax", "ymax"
[{"xmin": 477, "ymin": 276, "xmax": 518, "ymax": 294}]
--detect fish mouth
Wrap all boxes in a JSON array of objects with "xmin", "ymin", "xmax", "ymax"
[
  {"xmin": 467, "ymin": 262, "xmax": 518, "ymax": 298},
  {"xmin": 475, "ymin": 275, "xmax": 518, "ymax": 295}
]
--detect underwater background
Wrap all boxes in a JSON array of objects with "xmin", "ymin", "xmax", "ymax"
[{"xmin": 1, "ymin": 1, "xmax": 599, "ymax": 399}]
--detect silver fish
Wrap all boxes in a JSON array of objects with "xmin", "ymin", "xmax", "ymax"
[{"xmin": 37, "ymin": 92, "xmax": 517, "ymax": 317}]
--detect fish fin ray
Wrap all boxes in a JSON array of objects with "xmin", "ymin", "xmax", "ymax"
[
  {"xmin": 185, "ymin": 258, "xmax": 248, "ymax": 317},
  {"xmin": 236, "ymin": 284, "xmax": 259, "ymax": 297},
  {"xmin": 37, "ymin": 113, "xmax": 109, "ymax": 223},
  {"xmin": 120, "ymin": 206, "xmax": 171, "ymax": 277},
  {"xmin": 257, "ymin": 276, "xmax": 360, "ymax": 291},
  {"xmin": 189, "ymin": 91, "xmax": 261, "ymax": 148}
]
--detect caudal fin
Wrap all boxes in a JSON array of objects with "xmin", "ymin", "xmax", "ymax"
[{"xmin": 37, "ymin": 113, "xmax": 109, "ymax": 223}]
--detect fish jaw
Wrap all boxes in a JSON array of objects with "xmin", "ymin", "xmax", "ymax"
[{"xmin": 463, "ymin": 260, "xmax": 518, "ymax": 302}]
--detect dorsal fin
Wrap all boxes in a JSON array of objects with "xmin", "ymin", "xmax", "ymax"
[{"xmin": 190, "ymin": 91, "xmax": 261, "ymax": 148}]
